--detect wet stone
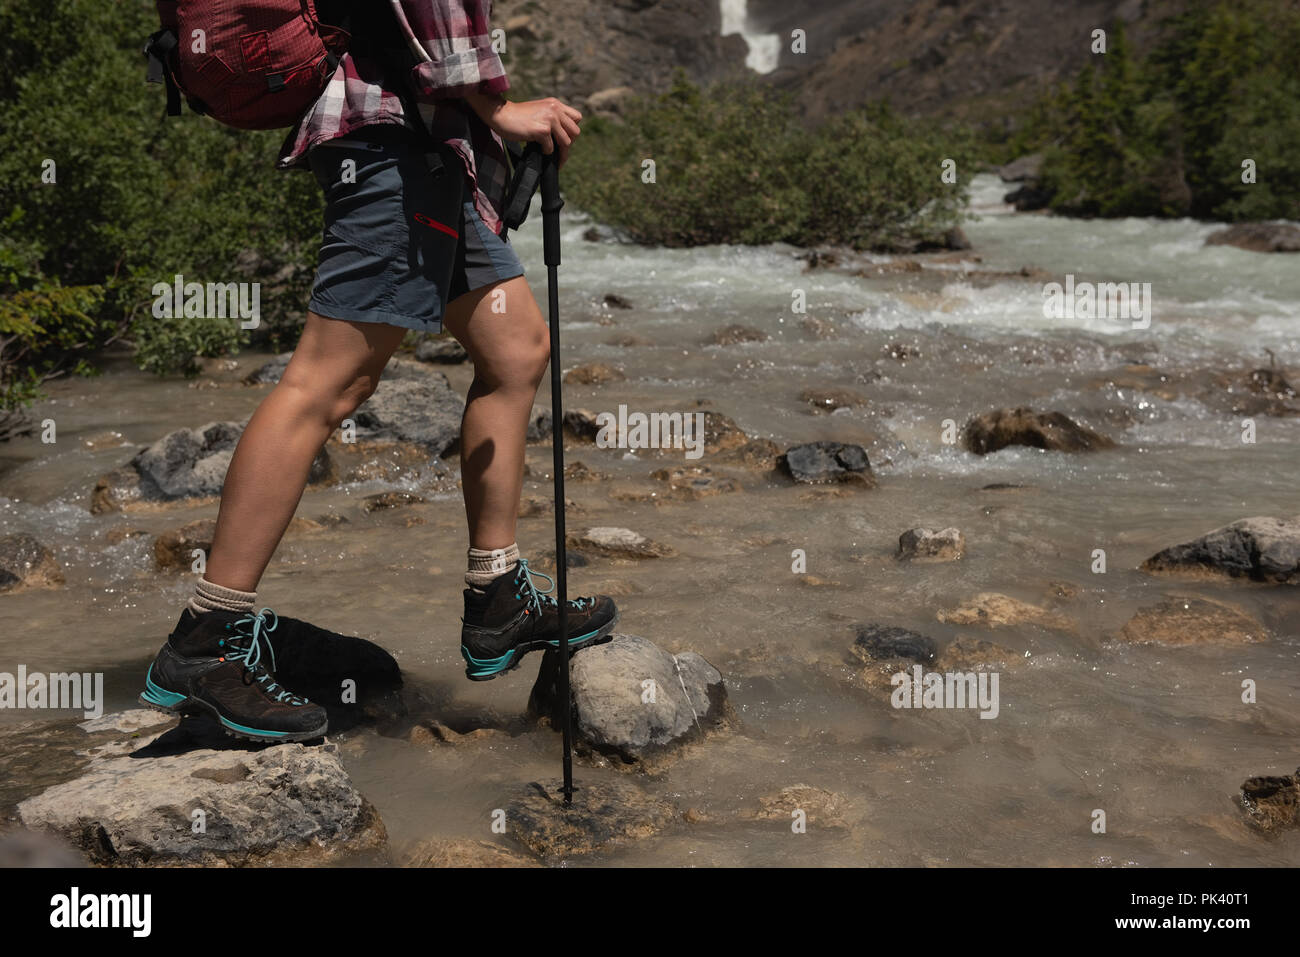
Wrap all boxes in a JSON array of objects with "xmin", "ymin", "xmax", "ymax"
[
  {"xmin": 0, "ymin": 533, "xmax": 64, "ymax": 593},
  {"xmin": 779, "ymin": 441, "xmax": 875, "ymax": 486},
  {"xmin": 1141, "ymin": 516, "xmax": 1300, "ymax": 584},
  {"xmin": 1240, "ymin": 768, "xmax": 1300, "ymax": 831},
  {"xmin": 504, "ymin": 780, "xmax": 677, "ymax": 859},
  {"xmin": 897, "ymin": 526, "xmax": 965, "ymax": 563},
  {"xmin": 962, "ymin": 407, "xmax": 1114, "ymax": 454},
  {"xmin": 852, "ymin": 624, "xmax": 938, "ymax": 664}
]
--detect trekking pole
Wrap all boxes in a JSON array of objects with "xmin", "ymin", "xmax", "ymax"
[{"xmin": 539, "ymin": 148, "xmax": 575, "ymax": 806}]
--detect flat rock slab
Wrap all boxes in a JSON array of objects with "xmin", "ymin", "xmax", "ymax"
[
  {"xmin": 566, "ymin": 526, "xmax": 675, "ymax": 559},
  {"xmin": 1142, "ymin": 516, "xmax": 1300, "ymax": 584},
  {"xmin": 18, "ymin": 739, "xmax": 386, "ymax": 866},
  {"xmin": 505, "ymin": 780, "xmax": 677, "ymax": 859},
  {"xmin": 529, "ymin": 634, "xmax": 731, "ymax": 766}
]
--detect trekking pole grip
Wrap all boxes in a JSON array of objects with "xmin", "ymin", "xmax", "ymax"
[{"xmin": 540, "ymin": 151, "xmax": 563, "ymax": 268}]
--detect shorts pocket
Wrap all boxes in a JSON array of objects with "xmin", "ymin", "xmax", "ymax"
[{"xmin": 311, "ymin": 143, "xmax": 405, "ymax": 258}]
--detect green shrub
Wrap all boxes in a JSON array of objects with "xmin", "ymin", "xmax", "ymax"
[
  {"xmin": 563, "ymin": 71, "xmax": 974, "ymax": 251},
  {"xmin": 0, "ymin": 0, "xmax": 322, "ymax": 409}
]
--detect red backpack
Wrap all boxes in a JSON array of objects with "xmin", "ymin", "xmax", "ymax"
[{"xmin": 143, "ymin": 0, "xmax": 353, "ymax": 130}]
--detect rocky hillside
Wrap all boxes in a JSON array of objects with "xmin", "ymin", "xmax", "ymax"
[{"xmin": 495, "ymin": 0, "xmax": 1197, "ymax": 128}]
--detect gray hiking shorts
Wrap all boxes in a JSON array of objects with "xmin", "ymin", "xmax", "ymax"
[{"xmin": 306, "ymin": 124, "xmax": 525, "ymax": 334}]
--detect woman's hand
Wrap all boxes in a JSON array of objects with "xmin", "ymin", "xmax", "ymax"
[{"xmin": 464, "ymin": 93, "xmax": 582, "ymax": 168}]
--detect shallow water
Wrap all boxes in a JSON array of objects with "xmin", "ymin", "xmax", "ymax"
[{"xmin": 1, "ymin": 175, "xmax": 1298, "ymax": 865}]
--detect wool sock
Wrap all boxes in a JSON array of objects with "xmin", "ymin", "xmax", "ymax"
[
  {"xmin": 186, "ymin": 577, "xmax": 257, "ymax": 616},
  {"xmin": 465, "ymin": 542, "xmax": 520, "ymax": 592}
]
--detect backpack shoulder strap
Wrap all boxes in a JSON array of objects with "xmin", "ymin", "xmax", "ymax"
[{"xmin": 143, "ymin": 29, "xmax": 182, "ymax": 117}]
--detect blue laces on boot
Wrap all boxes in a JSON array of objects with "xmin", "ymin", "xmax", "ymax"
[
  {"xmin": 218, "ymin": 608, "xmax": 306, "ymax": 706},
  {"xmin": 513, "ymin": 559, "xmax": 593, "ymax": 614}
]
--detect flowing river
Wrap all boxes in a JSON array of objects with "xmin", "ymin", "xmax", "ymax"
[{"xmin": 1, "ymin": 174, "xmax": 1297, "ymax": 865}]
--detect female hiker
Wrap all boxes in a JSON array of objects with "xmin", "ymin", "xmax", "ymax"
[{"xmin": 139, "ymin": 0, "xmax": 619, "ymax": 741}]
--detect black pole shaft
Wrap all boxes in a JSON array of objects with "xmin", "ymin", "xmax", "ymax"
[{"xmin": 539, "ymin": 152, "xmax": 573, "ymax": 804}]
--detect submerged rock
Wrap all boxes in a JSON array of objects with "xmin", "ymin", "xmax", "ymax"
[
  {"xmin": 1205, "ymin": 223, "xmax": 1300, "ymax": 254},
  {"xmin": 962, "ymin": 407, "xmax": 1114, "ymax": 454},
  {"xmin": 779, "ymin": 441, "xmax": 875, "ymax": 486},
  {"xmin": 563, "ymin": 362, "xmax": 625, "ymax": 385},
  {"xmin": 0, "ymin": 533, "xmax": 64, "ymax": 593},
  {"xmin": 0, "ymin": 828, "xmax": 86, "ymax": 867},
  {"xmin": 937, "ymin": 592, "xmax": 1074, "ymax": 632},
  {"xmin": 748, "ymin": 785, "xmax": 850, "ymax": 828},
  {"xmin": 1141, "ymin": 516, "xmax": 1300, "ymax": 584},
  {"xmin": 18, "ymin": 736, "xmax": 387, "ymax": 867},
  {"xmin": 708, "ymin": 324, "xmax": 768, "ymax": 345},
  {"xmin": 648, "ymin": 465, "xmax": 739, "ymax": 499},
  {"xmin": 504, "ymin": 780, "xmax": 677, "ymax": 858},
  {"xmin": 528, "ymin": 634, "xmax": 730, "ymax": 766},
  {"xmin": 1118, "ymin": 596, "xmax": 1267, "ymax": 646},
  {"xmin": 566, "ymin": 526, "xmax": 674, "ymax": 559},
  {"xmin": 402, "ymin": 837, "xmax": 538, "ymax": 867},
  {"xmin": 1240, "ymin": 768, "xmax": 1300, "ymax": 831},
  {"xmin": 361, "ymin": 491, "xmax": 426, "ymax": 513},
  {"xmin": 852, "ymin": 624, "xmax": 938, "ymax": 664},
  {"xmin": 800, "ymin": 388, "xmax": 868, "ymax": 414},
  {"xmin": 897, "ymin": 527, "xmax": 965, "ymax": 563}
]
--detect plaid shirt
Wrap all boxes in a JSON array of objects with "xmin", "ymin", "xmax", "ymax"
[{"xmin": 276, "ymin": 0, "xmax": 512, "ymax": 235}]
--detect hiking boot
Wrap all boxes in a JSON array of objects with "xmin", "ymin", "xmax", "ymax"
[
  {"xmin": 460, "ymin": 558, "xmax": 618, "ymax": 681},
  {"xmin": 139, "ymin": 607, "xmax": 328, "ymax": 742}
]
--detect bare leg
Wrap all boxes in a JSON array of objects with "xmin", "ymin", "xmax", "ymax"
[
  {"xmin": 441, "ymin": 276, "xmax": 550, "ymax": 551},
  {"xmin": 204, "ymin": 313, "xmax": 409, "ymax": 592}
]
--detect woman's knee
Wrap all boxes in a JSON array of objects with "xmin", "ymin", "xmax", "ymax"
[{"xmin": 278, "ymin": 364, "xmax": 383, "ymax": 429}]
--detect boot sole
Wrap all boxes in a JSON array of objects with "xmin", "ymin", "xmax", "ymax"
[
  {"xmin": 462, "ymin": 610, "xmax": 619, "ymax": 682},
  {"xmin": 139, "ymin": 669, "xmax": 328, "ymax": 744}
]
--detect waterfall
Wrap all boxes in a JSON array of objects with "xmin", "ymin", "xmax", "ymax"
[{"xmin": 719, "ymin": 0, "xmax": 781, "ymax": 74}]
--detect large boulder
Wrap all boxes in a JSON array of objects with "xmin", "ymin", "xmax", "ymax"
[
  {"xmin": 528, "ymin": 634, "xmax": 730, "ymax": 766},
  {"xmin": 18, "ymin": 731, "xmax": 387, "ymax": 866},
  {"xmin": 350, "ymin": 373, "xmax": 463, "ymax": 454},
  {"xmin": 962, "ymin": 407, "xmax": 1114, "ymax": 454},
  {"xmin": 91, "ymin": 421, "xmax": 331, "ymax": 513},
  {"xmin": 1141, "ymin": 516, "xmax": 1300, "ymax": 584},
  {"xmin": 242, "ymin": 353, "xmax": 464, "ymax": 455}
]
